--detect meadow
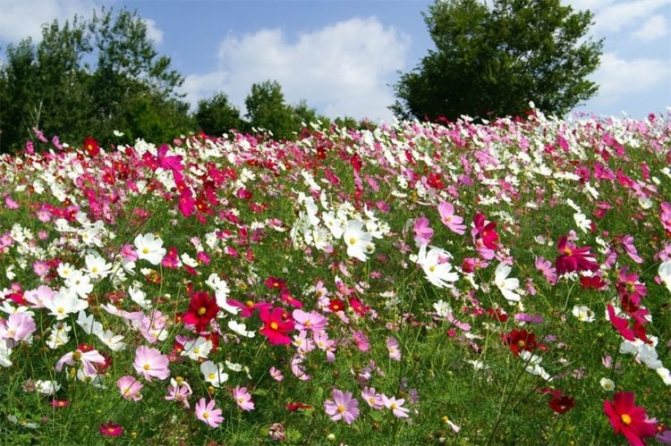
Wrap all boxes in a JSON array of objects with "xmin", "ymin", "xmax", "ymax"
[{"xmin": 0, "ymin": 108, "xmax": 670, "ymax": 445}]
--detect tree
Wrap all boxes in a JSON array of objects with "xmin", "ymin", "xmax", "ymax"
[
  {"xmin": 0, "ymin": 8, "xmax": 192, "ymax": 152},
  {"xmin": 195, "ymin": 92, "xmax": 244, "ymax": 136},
  {"xmin": 392, "ymin": 0, "xmax": 603, "ymax": 121},
  {"xmin": 245, "ymin": 80, "xmax": 300, "ymax": 140}
]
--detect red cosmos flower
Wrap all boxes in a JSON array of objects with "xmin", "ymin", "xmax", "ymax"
[
  {"xmin": 426, "ymin": 172, "xmax": 446, "ymax": 190},
  {"xmin": 473, "ymin": 213, "xmax": 499, "ymax": 250},
  {"xmin": 580, "ymin": 275, "xmax": 607, "ymax": 290},
  {"xmin": 607, "ymin": 305, "xmax": 637, "ymax": 342},
  {"xmin": 99, "ymin": 422, "xmax": 124, "ymax": 437},
  {"xmin": 604, "ymin": 392, "xmax": 657, "ymax": 446},
  {"xmin": 259, "ymin": 306, "xmax": 295, "ymax": 345},
  {"xmin": 328, "ymin": 298, "xmax": 345, "ymax": 313},
  {"xmin": 286, "ymin": 402, "xmax": 312, "ymax": 412},
  {"xmin": 83, "ymin": 136, "xmax": 100, "ymax": 157},
  {"xmin": 555, "ymin": 236, "xmax": 599, "ymax": 276},
  {"xmin": 265, "ymin": 276, "xmax": 287, "ymax": 291},
  {"xmin": 348, "ymin": 296, "xmax": 370, "ymax": 317},
  {"xmin": 279, "ymin": 288, "xmax": 303, "ymax": 309},
  {"xmin": 228, "ymin": 298, "xmax": 271, "ymax": 318},
  {"xmin": 182, "ymin": 291, "xmax": 219, "ymax": 333},
  {"xmin": 502, "ymin": 329, "xmax": 538, "ymax": 356},
  {"xmin": 549, "ymin": 393, "xmax": 576, "ymax": 414}
]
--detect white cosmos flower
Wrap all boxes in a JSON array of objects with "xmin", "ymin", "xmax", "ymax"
[
  {"xmin": 64, "ymin": 270, "xmax": 93, "ymax": 299},
  {"xmin": 57, "ymin": 262, "xmax": 75, "ymax": 280},
  {"xmin": 45, "ymin": 292, "xmax": 88, "ymax": 320},
  {"xmin": 181, "ymin": 337, "xmax": 212, "ymax": 361},
  {"xmin": 494, "ymin": 263, "xmax": 521, "ymax": 302},
  {"xmin": 228, "ymin": 320, "xmax": 255, "ymax": 338},
  {"xmin": 571, "ymin": 305, "xmax": 595, "ymax": 322},
  {"xmin": 417, "ymin": 245, "xmax": 458, "ymax": 288},
  {"xmin": 200, "ymin": 360, "xmax": 228, "ymax": 387},
  {"xmin": 85, "ymin": 253, "xmax": 112, "ymax": 280},
  {"xmin": 134, "ymin": 233, "xmax": 166, "ymax": 265},
  {"xmin": 0, "ymin": 340, "xmax": 12, "ymax": 367},
  {"xmin": 342, "ymin": 220, "xmax": 373, "ymax": 262},
  {"xmin": 659, "ymin": 261, "xmax": 671, "ymax": 293},
  {"xmin": 128, "ymin": 285, "xmax": 151, "ymax": 309},
  {"xmin": 46, "ymin": 322, "xmax": 71, "ymax": 349}
]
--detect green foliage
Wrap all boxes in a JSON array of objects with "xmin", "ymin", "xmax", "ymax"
[
  {"xmin": 245, "ymin": 80, "xmax": 304, "ymax": 141},
  {"xmin": 0, "ymin": 8, "xmax": 192, "ymax": 153},
  {"xmin": 195, "ymin": 92, "xmax": 244, "ymax": 136},
  {"xmin": 393, "ymin": 0, "xmax": 603, "ymax": 121}
]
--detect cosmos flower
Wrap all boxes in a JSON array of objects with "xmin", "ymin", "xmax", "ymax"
[
  {"xmin": 324, "ymin": 389, "xmax": 359, "ymax": 424},
  {"xmin": 195, "ymin": 398, "xmax": 224, "ymax": 428},
  {"xmin": 603, "ymin": 392, "xmax": 657, "ymax": 446}
]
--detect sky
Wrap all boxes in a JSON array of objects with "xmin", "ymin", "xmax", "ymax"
[{"xmin": 0, "ymin": 0, "xmax": 669, "ymax": 122}]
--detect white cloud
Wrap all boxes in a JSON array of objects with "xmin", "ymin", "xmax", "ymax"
[
  {"xmin": 182, "ymin": 17, "xmax": 410, "ymax": 122},
  {"xmin": 631, "ymin": 14, "xmax": 669, "ymax": 41},
  {"xmin": 591, "ymin": 52, "xmax": 671, "ymax": 104},
  {"xmin": 143, "ymin": 18, "xmax": 163, "ymax": 44},
  {"xmin": 0, "ymin": 0, "xmax": 96, "ymax": 43},
  {"xmin": 590, "ymin": 0, "xmax": 671, "ymax": 34}
]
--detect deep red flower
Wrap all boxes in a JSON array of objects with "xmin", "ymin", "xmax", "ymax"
[
  {"xmin": 99, "ymin": 422, "xmax": 124, "ymax": 437},
  {"xmin": 259, "ymin": 306, "xmax": 294, "ymax": 345},
  {"xmin": 348, "ymin": 296, "xmax": 370, "ymax": 317},
  {"xmin": 580, "ymin": 275, "xmax": 607, "ymax": 290},
  {"xmin": 549, "ymin": 394, "xmax": 576, "ymax": 414},
  {"xmin": 502, "ymin": 329, "xmax": 538, "ymax": 356},
  {"xmin": 182, "ymin": 291, "xmax": 219, "ymax": 333},
  {"xmin": 328, "ymin": 298, "xmax": 345, "ymax": 313},
  {"xmin": 265, "ymin": 276, "xmax": 287, "ymax": 291},
  {"xmin": 473, "ymin": 213, "xmax": 499, "ymax": 250},
  {"xmin": 426, "ymin": 172, "xmax": 446, "ymax": 190},
  {"xmin": 279, "ymin": 288, "xmax": 303, "ymax": 309},
  {"xmin": 607, "ymin": 305, "xmax": 637, "ymax": 342},
  {"xmin": 604, "ymin": 392, "xmax": 657, "ymax": 446},
  {"xmin": 555, "ymin": 236, "xmax": 599, "ymax": 276},
  {"xmin": 83, "ymin": 136, "xmax": 100, "ymax": 157},
  {"xmin": 286, "ymin": 401, "xmax": 312, "ymax": 412}
]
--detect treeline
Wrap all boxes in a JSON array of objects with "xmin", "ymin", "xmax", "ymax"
[{"xmin": 0, "ymin": 8, "xmax": 364, "ymax": 153}]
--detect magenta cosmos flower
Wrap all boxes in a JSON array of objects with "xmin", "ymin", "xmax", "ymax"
[
  {"xmin": 133, "ymin": 346, "xmax": 170, "ymax": 381},
  {"xmin": 324, "ymin": 389, "xmax": 359, "ymax": 424},
  {"xmin": 195, "ymin": 398, "xmax": 224, "ymax": 428}
]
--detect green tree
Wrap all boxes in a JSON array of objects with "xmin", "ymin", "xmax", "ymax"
[
  {"xmin": 0, "ymin": 8, "xmax": 192, "ymax": 152},
  {"xmin": 245, "ymin": 80, "xmax": 300, "ymax": 140},
  {"xmin": 393, "ymin": 0, "xmax": 603, "ymax": 121},
  {"xmin": 195, "ymin": 92, "xmax": 244, "ymax": 136}
]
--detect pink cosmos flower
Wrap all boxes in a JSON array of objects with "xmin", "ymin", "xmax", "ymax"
[
  {"xmin": 32, "ymin": 261, "xmax": 50, "ymax": 277},
  {"xmin": 55, "ymin": 346, "xmax": 106, "ymax": 377},
  {"xmin": 292, "ymin": 309, "xmax": 327, "ymax": 332},
  {"xmin": 269, "ymin": 366, "xmax": 284, "ymax": 382},
  {"xmin": 195, "ymin": 398, "xmax": 224, "ymax": 428},
  {"xmin": 133, "ymin": 346, "xmax": 170, "ymax": 381},
  {"xmin": 438, "ymin": 201, "xmax": 466, "ymax": 235},
  {"xmin": 0, "ymin": 312, "xmax": 36, "ymax": 343},
  {"xmin": 232, "ymin": 386, "xmax": 255, "ymax": 411},
  {"xmin": 352, "ymin": 330, "xmax": 371, "ymax": 352},
  {"xmin": 386, "ymin": 336, "xmax": 401, "ymax": 361},
  {"xmin": 361, "ymin": 387, "xmax": 384, "ymax": 410},
  {"xmin": 324, "ymin": 389, "xmax": 360, "ymax": 424},
  {"xmin": 413, "ymin": 216, "xmax": 434, "ymax": 246},
  {"xmin": 382, "ymin": 395, "xmax": 410, "ymax": 418},
  {"xmin": 620, "ymin": 235, "xmax": 643, "ymax": 264},
  {"xmin": 165, "ymin": 378, "xmax": 192, "ymax": 408},
  {"xmin": 117, "ymin": 375, "xmax": 143, "ymax": 401},
  {"xmin": 535, "ymin": 257, "xmax": 557, "ymax": 285},
  {"xmin": 99, "ymin": 422, "xmax": 124, "ymax": 437}
]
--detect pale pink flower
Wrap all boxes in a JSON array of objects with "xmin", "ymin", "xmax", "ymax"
[
  {"xmin": 117, "ymin": 375, "xmax": 143, "ymax": 401},
  {"xmin": 195, "ymin": 398, "xmax": 224, "ymax": 428},
  {"xmin": 269, "ymin": 366, "xmax": 284, "ymax": 382},
  {"xmin": 133, "ymin": 346, "xmax": 170, "ymax": 381},
  {"xmin": 386, "ymin": 336, "xmax": 401, "ymax": 361},
  {"xmin": 232, "ymin": 386, "xmax": 255, "ymax": 411},
  {"xmin": 0, "ymin": 312, "xmax": 36, "ymax": 343},
  {"xmin": 621, "ymin": 235, "xmax": 643, "ymax": 264},
  {"xmin": 55, "ymin": 347, "xmax": 106, "ymax": 377},
  {"xmin": 165, "ymin": 378, "xmax": 192, "ymax": 408},
  {"xmin": 361, "ymin": 387, "xmax": 384, "ymax": 410},
  {"xmin": 324, "ymin": 389, "xmax": 360, "ymax": 424},
  {"xmin": 292, "ymin": 309, "xmax": 327, "ymax": 332},
  {"xmin": 438, "ymin": 202, "xmax": 466, "ymax": 235},
  {"xmin": 535, "ymin": 256, "xmax": 557, "ymax": 284},
  {"xmin": 352, "ymin": 330, "xmax": 370, "ymax": 352},
  {"xmin": 382, "ymin": 395, "xmax": 410, "ymax": 418}
]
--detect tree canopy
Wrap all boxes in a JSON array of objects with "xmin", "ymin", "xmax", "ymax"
[
  {"xmin": 392, "ymin": 0, "xmax": 603, "ymax": 121},
  {"xmin": 0, "ymin": 8, "xmax": 193, "ymax": 152}
]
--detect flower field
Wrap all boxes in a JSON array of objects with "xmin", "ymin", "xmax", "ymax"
[{"xmin": 1, "ymin": 110, "xmax": 670, "ymax": 445}]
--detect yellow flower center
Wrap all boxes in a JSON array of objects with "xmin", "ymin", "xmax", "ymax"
[
  {"xmin": 142, "ymin": 247, "xmax": 150, "ymax": 254},
  {"xmin": 337, "ymin": 404, "xmax": 346, "ymax": 414},
  {"xmin": 208, "ymin": 373, "xmax": 215, "ymax": 380},
  {"xmin": 203, "ymin": 411, "xmax": 210, "ymax": 420},
  {"xmin": 348, "ymin": 237, "xmax": 357, "ymax": 245},
  {"xmin": 270, "ymin": 322, "xmax": 279, "ymax": 330},
  {"xmin": 621, "ymin": 413, "xmax": 632, "ymax": 425},
  {"xmin": 198, "ymin": 307, "xmax": 207, "ymax": 316},
  {"xmin": 143, "ymin": 363, "xmax": 151, "ymax": 371}
]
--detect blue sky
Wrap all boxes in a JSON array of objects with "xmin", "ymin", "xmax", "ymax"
[{"xmin": 1, "ymin": 0, "xmax": 669, "ymax": 122}]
